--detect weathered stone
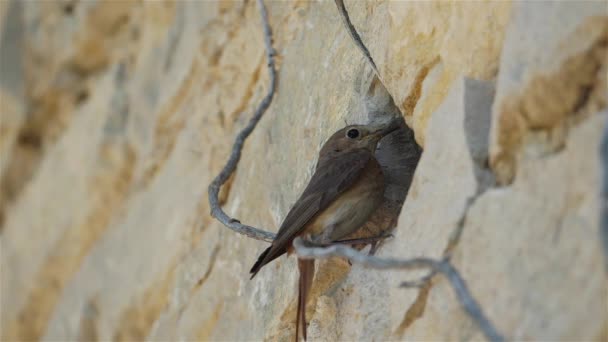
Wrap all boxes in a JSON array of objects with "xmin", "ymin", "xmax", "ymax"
[
  {"xmin": 0, "ymin": 0, "xmax": 24, "ymax": 98},
  {"xmin": 489, "ymin": 1, "xmax": 608, "ymax": 184},
  {"xmin": 463, "ymin": 78, "xmax": 496, "ymax": 189},
  {"xmin": 1, "ymin": 0, "xmax": 606, "ymax": 341},
  {"xmin": 385, "ymin": 1, "xmax": 512, "ymax": 146},
  {"xmin": 381, "ymin": 76, "xmax": 494, "ymax": 340},
  {"xmin": 601, "ymin": 113, "xmax": 608, "ymax": 271},
  {"xmin": 452, "ymin": 112, "xmax": 607, "ymax": 340}
]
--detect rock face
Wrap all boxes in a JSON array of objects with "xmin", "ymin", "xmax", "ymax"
[{"xmin": 1, "ymin": 1, "xmax": 606, "ymax": 341}]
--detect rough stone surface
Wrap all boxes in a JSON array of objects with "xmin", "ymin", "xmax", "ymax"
[
  {"xmin": 489, "ymin": 1, "xmax": 608, "ymax": 184},
  {"xmin": 1, "ymin": 0, "xmax": 606, "ymax": 341},
  {"xmin": 384, "ymin": 1, "xmax": 512, "ymax": 146},
  {"xmin": 381, "ymin": 76, "xmax": 494, "ymax": 341},
  {"xmin": 455, "ymin": 112, "xmax": 607, "ymax": 340}
]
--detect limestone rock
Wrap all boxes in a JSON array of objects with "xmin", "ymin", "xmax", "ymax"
[
  {"xmin": 385, "ymin": 1, "xmax": 512, "ymax": 146},
  {"xmin": 601, "ymin": 117, "xmax": 608, "ymax": 271},
  {"xmin": 1, "ymin": 0, "xmax": 606, "ymax": 341},
  {"xmin": 454, "ymin": 112, "xmax": 607, "ymax": 340},
  {"xmin": 489, "ymin": 1, "xmax": 608, "ymax": 184},
  {"xmin": 382, "ymin": 76, "xmax": 494, "ymax": 340}
]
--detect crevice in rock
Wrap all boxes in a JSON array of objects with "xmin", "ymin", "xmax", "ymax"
[
  {"xmin": 401, "ymin": 57, "xmax": 440, "ymax": 117},
  {"xmin": 193, "ymin": 245, "xmax": 221, "ymax": 291},
  {"xmin": 228, "ymin": 55, "xmax": 265, "ymax": 127},
  {"xmin": 394, "ymin": 280, "xmax": 432, "ymax": 336},
  {"xmin": 77, "ymin": 295, "xmax": 100, "ymax": 342},
  {"xmin": 177, "ymin": 244, "xmax": 221, "ymax": 318}
]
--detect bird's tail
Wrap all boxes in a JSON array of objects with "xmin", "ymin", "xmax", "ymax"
[{"xmin": 296, "ymin": 258, "xmax": 314, "ymax": 341}]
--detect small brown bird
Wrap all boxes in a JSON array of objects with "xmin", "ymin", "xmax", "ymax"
[{"xmin": 250, "ymin": 121, "xmax": 398, "ymax": 340}]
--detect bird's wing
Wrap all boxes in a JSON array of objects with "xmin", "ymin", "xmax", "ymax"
[
  {"xmin": 278, "ymin": 149, "xmax": 371, "ymax": 231},
  {"xmin": 260, "ymin": 149, "xmax": 372, "ymax": 262}
]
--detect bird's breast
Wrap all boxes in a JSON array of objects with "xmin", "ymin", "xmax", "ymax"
[{"xmin": 307, "ymin": 158, "xmax": 384, "ymax": 241}]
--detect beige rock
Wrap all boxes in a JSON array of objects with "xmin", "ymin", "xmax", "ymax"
[
  {"xmin": 385, "ymin": 1, "xmax": 512, "ymax": 146},
  {"xmin": 383, "ymin": 76, "xmax": 494, "ymax": 340},
  {"xmin": 454, "ymin": 112, "xmax": 608, "ymax": 340},
  {"xmin": 1, "ymin": 0, "xmax": 606, "ymax": 341},
  {"xmin": 489, "ymin": 2, "xmax": 608, "ymax": 184}
]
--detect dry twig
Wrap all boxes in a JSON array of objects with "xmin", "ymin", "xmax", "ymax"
[
  {"xmin": 294, "ymin": 237, "xmax": 506, "ymax": 342},
  {"xmin": 208, "ymin": 0, "xmax": 277, "ymax": 243}
]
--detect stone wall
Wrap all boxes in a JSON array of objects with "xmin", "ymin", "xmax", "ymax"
[{"xmin": 1, "ymin": 1, "xmax": 606, "ymax": 340}]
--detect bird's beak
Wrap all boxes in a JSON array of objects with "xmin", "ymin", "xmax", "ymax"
[{"xmin": 369, "ymin": 119, "xmax": 400, "ymax": 140}]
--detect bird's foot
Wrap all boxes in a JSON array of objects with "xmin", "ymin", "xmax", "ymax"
[{"xmin": 368, "ymin": 242, "xmax": 379, "ymax": 256}]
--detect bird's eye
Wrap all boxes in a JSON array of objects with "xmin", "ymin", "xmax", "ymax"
[{"xmin": 346, "ymin": 128, "xmax": 360, "ymax": 139}]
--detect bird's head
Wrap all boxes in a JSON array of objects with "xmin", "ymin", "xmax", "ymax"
[{"xmin": 318, "ymin": 120, "xmax": 400, "ymax": 162}]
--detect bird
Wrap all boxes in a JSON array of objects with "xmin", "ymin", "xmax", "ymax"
[{"xmin": 249, "ymin": 121, "xmax": 398, "ymax": 341}]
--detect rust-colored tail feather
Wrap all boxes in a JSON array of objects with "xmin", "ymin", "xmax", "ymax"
[{"xmin": 296, "ymin": 259, "xmax": 314, "ymax": 341}]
